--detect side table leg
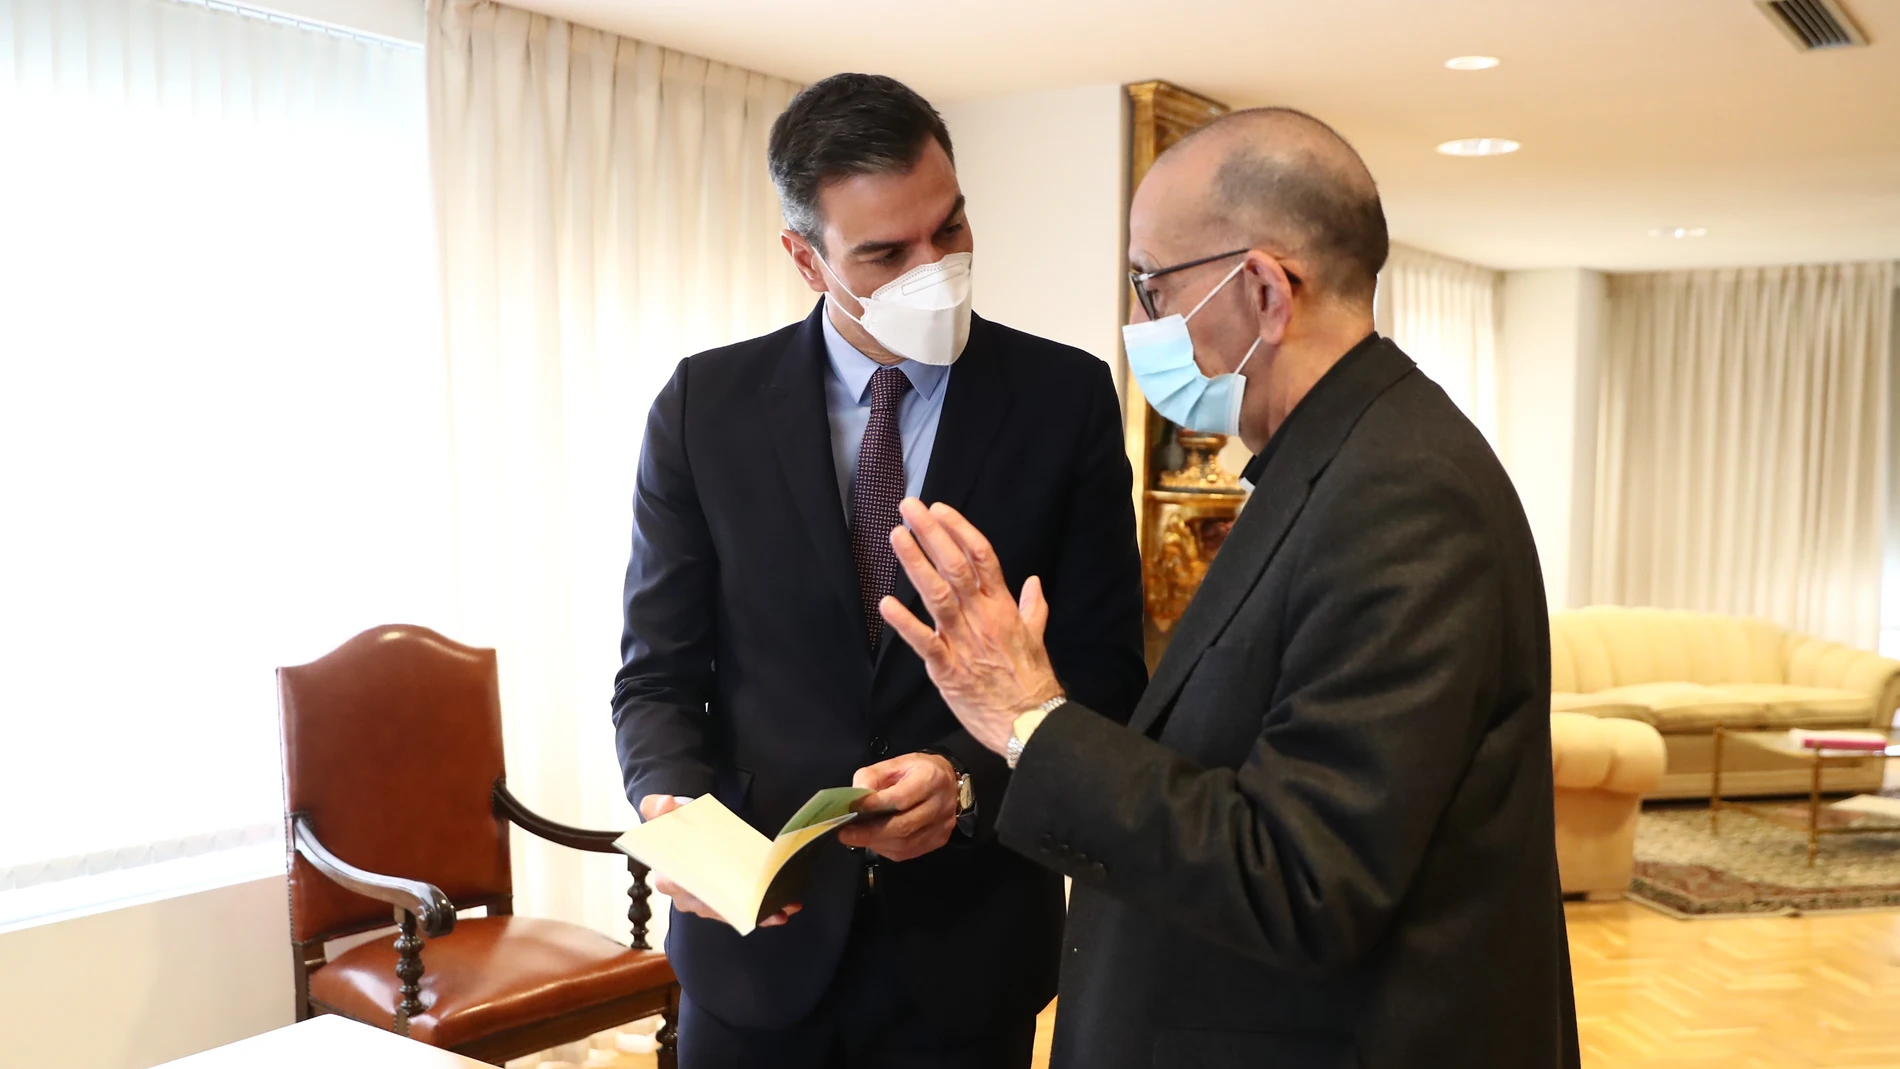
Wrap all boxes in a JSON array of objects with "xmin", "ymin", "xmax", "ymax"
[
  {"xmin": 1711, "ymin": 728, "xmax": 1724, "ymax": 833},
  {"xmin": 1808, "ymin": 757, "xmax": 1822, "ymax": 867}
]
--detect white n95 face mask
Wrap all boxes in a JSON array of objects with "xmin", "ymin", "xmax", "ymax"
[
  {"xmin": 817, "ymin": 250, "xmax": 973, "ymax": 366},
  {"xmin": 1122, "ymin": 259, "xmax": 1261, "ymax": 436}
]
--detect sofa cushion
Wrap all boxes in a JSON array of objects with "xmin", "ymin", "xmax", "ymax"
[
  {"xmin": 1559, "ymin": 682, "xmax": 1875, "ymax": 734},
  {"xmin": 1589, "ymin": 682, "xmax": 1764, "ymax": 733},
  {"xmin": 1706, "ymin": 684, "xmax": 1873, "ymax": 729},
  {"xmin": 1551, "ymin": 691, "xmax": 1655, "ymax": 726},
  {"xmin": 1550, "ymin": 607, "xmax": 1785, "ymax": 693}
]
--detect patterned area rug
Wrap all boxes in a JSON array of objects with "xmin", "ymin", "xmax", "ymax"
[{"xmin": 1629, "ymin": 803, "xmax": 1900, "ymax": 917}]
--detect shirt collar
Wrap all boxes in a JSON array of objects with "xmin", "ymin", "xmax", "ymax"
[
  {"xmin": 821, "ymin": 304, "xmax": 950, "ymax": 402},
  {"xmin": 1240, "ymin": 331, "xmax": 1382, "ymax": 486}
]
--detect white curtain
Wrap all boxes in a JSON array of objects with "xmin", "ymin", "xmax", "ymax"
[
  {"xmin": 0, "ymin": 0, "xmax": 446, "ymax": 907},
  {"xmin": 1376, "ymin": 243, "xmax": 1502, "ymax": 443},
  {"xmin": 426, "ymin": 0, "xmax": 810, "ymax": 941},
  {"xmin": 1592, "ymin": 263, "xmax": 1895, "ymax": 649},
  {"xmin": 1885, "ymin": 284, "xmax": 1900, "ymax": 658}
]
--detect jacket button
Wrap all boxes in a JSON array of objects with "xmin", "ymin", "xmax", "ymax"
[
  {"xmin": 871, "ymin": 737, "xmax": 889, "ymax": 757},
  {"xmin": 1090, "ymin": 862, "xmax": 1109, "ymax": 880}
]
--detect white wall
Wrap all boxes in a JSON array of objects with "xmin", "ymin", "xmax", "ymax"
[
  {"xmin": 0, "ymin": 876, "xmax": 294, "ymax": 1069},
  {"xmin": 1499, "ymin": 268, "xmax": 1606, "ymax": 610},
  {"xmin": 938, "ymin": 85, "xmax": 1128, "ymax": 387}
]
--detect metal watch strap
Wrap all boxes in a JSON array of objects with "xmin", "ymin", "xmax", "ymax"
[
  {"xmin": 1007, "ymin": 696, "xmax": 1068, "ymax": 770},
  {"xmin": 918, "ymin": 747, "xmax": 976, "ymax": 819}
]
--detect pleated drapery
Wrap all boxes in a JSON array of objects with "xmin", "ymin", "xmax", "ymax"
[
  {"xmin": 426, "ymin": 0, "xmax": 810, "ymax": 940},
  {"xmin": 1592, "ymin": 263, "xmax": 1894, "ymax": 649},
  {"xmin": 1377, "ymin": 244, "xmax": 1503, "ymax": 443}
]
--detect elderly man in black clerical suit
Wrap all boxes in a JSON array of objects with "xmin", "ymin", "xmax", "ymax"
[
  {"xmin": 609, "ymin": 73, "xmax": 1145, "ymax": 1068},
  {"xmin": 881, "ymin": 108, "xmax": 1581, "ymax": 1069}
]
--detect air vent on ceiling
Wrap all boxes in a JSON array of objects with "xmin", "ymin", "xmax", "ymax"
[{"xmin": 1756, "ymin": 0, "xmax": 1868, "ymax": 51}]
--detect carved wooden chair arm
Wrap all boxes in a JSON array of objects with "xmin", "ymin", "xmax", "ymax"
[
  {"xmin": 291, "ymin": 813, "xmax": 457, "ymax": 938},
  {"xmin": 490, "ymin": 778, "xmax": 659, "ymax": 951},
  {"xmin": 491, "ymin": 778, "xmax": 626, "ymax": 854}
]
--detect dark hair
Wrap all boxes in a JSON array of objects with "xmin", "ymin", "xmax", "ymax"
[{"xmin": 768, "ymin": 73, "xmax": 954, "ymax": 253}]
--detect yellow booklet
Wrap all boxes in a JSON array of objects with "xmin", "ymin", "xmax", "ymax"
[{"xmin": 613, "ymin": 786, "xmax": 871, "ymax": 936}]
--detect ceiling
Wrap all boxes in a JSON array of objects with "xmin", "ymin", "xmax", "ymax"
[{"xmin": 504, "ymin": 0, "xmax": 1900, "ymax": 272}]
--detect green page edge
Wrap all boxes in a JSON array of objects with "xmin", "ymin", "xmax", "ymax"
[{"xmin": 777, "ymin": 786, "xmax": 872, "ymax": 837}]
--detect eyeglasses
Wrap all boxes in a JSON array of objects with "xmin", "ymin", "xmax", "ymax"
[
  {"xmin": 1127, "ymin": 248, "xmax": 1249, "ymax": 321},
  {"xmin": 1127, "ymin": 248, "xmax": 1300, "ymax": 321}
]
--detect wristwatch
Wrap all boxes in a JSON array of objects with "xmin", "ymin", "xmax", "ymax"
[
  {"xmin": 1007, "ymin": 696, "xmax": 1069, "ymax": 770},
  {"xmin": 920, "ymin": 748, "xmax": 977, "ymax": 836}
]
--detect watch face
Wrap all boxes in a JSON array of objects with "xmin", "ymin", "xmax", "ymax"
[{"xmin": 957, "ymin": 774, "xmax": 974, "ymax": 813}]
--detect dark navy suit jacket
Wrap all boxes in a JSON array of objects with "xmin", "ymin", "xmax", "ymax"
[{"xmin": 611, "ymin": 300, "xmax": 1146, "ymax": 1032}]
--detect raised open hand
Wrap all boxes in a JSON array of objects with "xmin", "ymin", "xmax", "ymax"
[{"xmin": 878, "ymin": 498, "xmax": 1063, "ymax": 754}]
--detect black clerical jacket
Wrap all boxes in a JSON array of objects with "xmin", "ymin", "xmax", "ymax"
[
  {"xmin": 611, "ymin": 300, "xmax": 1146, "ymax": 1033},
  {"xmin": 998, "ymin": 336, "xmax": 1582, "ymax": 1069}
]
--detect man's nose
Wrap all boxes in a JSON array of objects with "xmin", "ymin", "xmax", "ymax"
[{"xmin": 1127, "ymin": 294, "xmax": 1151, "ymax": 325}]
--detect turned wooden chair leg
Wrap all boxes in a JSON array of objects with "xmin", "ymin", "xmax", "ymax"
[
  {"xmin": 657, "ymin": 985, "xmax": 680, "ymax": 1069},
  {"xmin": 393, "ymin": 907, "xmax": 425, "ymax": 1036},
  {"xmin": 628, "ymin": 858, "xmax": 652, "ymax": 951}
]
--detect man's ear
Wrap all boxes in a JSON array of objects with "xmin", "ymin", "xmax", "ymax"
[
  {"xmin": 782, "ymin": 229, "xmax": 828, "ymax": 294},
  {"xmin": 1246, "ymin": 251, "xmax": 1295, "ymax": 347}
]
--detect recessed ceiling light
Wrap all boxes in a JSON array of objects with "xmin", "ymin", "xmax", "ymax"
[
  {"xmin": 1648, "ymin": 227, "xmax": 1709, "ymax": 238},
  {"xmin": 1436, "ymin": 138, "xmax": 1520, "ymax": 157},
  {"xmin": 1445, "ymin": 55, "xmax": 1500, "ymax": 70}
]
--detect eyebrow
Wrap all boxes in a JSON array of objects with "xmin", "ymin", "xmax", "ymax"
[{"xmin": 849, "ymin": 195, "xmax": 967, "ymax": 258}]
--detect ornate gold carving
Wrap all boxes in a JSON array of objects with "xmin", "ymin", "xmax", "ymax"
[
  {"xmin": 1123, "ymin": 81, "xmax": 1239, "ymax": 665},
  {"xmin": 1142, "ymin": 490, "xmax": 1243, "ymax": 636},
  {"xmin": 1155, "ymin": 429, "xmax": 1243, "ymax": 492},
  {"xmin": 1123, "ymin": 81, "xmax": 1233, "ymax": 547}
]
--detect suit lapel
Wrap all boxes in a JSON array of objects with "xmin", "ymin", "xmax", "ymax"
[
  {"xmin": 874, "ymin": 315, "xmax": 1011, "ymax": 667},
  {"xmin": 1127, "ymin": 337, "xmax": 1419, "ymax": 737},
  {"xmin": 763, "ymin": 302, "xmax": 865, "ymax": 640}
]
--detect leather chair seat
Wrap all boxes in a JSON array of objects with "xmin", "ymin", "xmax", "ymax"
[{"xmin": 309, "ymin": 916, "xmax": 674, "ymax": 1048}]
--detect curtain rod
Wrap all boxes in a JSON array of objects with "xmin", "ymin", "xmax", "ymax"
[{"xmin": 163, "ymin": 0, "xmax": 424, "ymax": 53}]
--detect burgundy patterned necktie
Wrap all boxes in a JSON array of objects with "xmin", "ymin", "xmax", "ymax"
[{"xmin": 852, "ymin": 366, "xmax": 912, "ymax": 650}]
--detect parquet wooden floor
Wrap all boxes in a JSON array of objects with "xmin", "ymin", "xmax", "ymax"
[
  {"xmin": 1030, "ymin": 901, "xmax": 1900, "ymax": 1068},
  {"xmin": 1569, "ymin": 900, "xmax": 1900, "ymax": 1068}
]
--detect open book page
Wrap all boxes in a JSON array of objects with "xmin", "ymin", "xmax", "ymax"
[
  {"xmin": 614, "ymin": 796, "xmax": 772, "ymax": 933},
  {"xmin": 614, "ymin": 787, "xmax": 874, "ymax": 937},
  {"xmin": 748, "ymin": 788, "xmax": 873, "ymax": 923}
]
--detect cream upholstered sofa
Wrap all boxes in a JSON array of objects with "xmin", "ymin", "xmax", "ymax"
[
  {"xmin": 1550, "ymin": 607, "xmax": 1900, "ymax": 799},
  {"xmin": 1550, "ymin": 712, "xmax": 1666, "ymax": 897}
]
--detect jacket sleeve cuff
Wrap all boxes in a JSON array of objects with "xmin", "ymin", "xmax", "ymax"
[
  {"xmin": 994, "ymin": 701, "xmax": 1132, "ymax": 884},
  {"xmin": 625, "ymin": 766, "xmax": 716, "ymax": 814}
]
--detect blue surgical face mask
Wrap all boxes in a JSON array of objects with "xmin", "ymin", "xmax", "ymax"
[{"xmin": 1123, "ymin": 259, "xmax": 1262, "ymax": 436}]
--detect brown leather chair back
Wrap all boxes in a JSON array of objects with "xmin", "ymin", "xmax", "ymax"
[{"xmin": 279, "ymin": 625, "xmax": 513, "ymax": 942}]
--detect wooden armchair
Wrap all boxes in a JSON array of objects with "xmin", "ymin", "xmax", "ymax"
[{"xmin": 277, "ymin": 625, "xmax": 677, "ymax": 1066}]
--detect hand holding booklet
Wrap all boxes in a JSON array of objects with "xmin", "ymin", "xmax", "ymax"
[{"xmin": 614, "ymin": 786, "xmax": 872, "ymax": 936}]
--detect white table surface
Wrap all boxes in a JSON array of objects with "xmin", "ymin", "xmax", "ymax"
[{"xmin": 151, "ymin": 1014, "xmax": 494, "ymax": 1068}]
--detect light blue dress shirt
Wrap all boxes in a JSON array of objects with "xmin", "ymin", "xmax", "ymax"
[{"xmin": 820, "ymin": 306, "xmax": 950, "ymax": 515}]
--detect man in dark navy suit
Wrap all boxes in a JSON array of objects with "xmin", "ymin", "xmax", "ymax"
[{"xmin": 610, "ymin": 73, "xmax": 1146, "ymax": 1068}]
